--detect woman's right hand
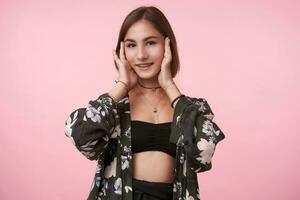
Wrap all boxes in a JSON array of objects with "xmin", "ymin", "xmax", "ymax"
[{"xmin": 112, "ymin": 41, "xmax": 138, "ymax": 91}]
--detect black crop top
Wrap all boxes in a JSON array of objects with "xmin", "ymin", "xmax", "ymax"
[{"xmin": 131, "ymin": 120, "xmax": 176, "ymax": 158}]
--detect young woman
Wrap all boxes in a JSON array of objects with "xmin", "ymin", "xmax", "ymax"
[{"xmin": 64, "ymin": 6, "xmax": 225, "ymax": 200}]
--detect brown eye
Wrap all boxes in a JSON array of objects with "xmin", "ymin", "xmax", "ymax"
[
  {"xmin": 147, "ymin": 41, "xmax": 156, "ymax": 45},
  {"xmin": 126, "ymin": 43, "xmax": 135, "ymax": 48}
]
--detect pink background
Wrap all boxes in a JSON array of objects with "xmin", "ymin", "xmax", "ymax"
[{"xmin": 1, "ymin": 0, "xmax": 299, "ymax": 199}]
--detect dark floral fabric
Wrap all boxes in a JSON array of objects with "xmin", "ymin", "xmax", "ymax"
[{"xmin": 64, "ymin": 93, "xmax": 225, "ymax": 200}]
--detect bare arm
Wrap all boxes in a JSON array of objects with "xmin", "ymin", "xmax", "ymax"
[
  {"xmin": 108, "ymin": 81, "xmax": 128, "ymax": 103},
  {"xmin": 162, "ymin": 80, "xmax": 182, "ymax": 108}
]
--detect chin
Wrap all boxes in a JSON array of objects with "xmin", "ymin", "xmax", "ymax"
[
  {"xmin": 135, "ymin": 67, "xmax": 160, "ymax": 79},
  {"xmin": 136, "ymin": 70, "xmax": 160, "ymax": 80}
]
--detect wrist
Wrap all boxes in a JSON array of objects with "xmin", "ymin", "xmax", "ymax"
[
  {"xmin": 162, "ymin": 80, "xmax": 175, "ymax": 91},
  {"xmin": 108, "ymin": 80, "xmax": 128, "ymax": 102},
  {"xmin": 161, "ymin": 80, "xmax": 183, "ymax": 108},
  {"xmin": 115, "ymin": 80, "xmax": 129, "ymax": 93},
  {"xmin": 171, "ymin": 94, "xmax": 185, "ymax": 108}
]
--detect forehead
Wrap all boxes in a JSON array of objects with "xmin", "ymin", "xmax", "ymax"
[{"xmin": 124, "ymin": 20, "xmax": 163, "ymax": 40}]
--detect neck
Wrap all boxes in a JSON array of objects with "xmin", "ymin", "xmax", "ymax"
[
  {"xmin": 138, "ymin": 77, "xmax": 160, "ymax": 89},
  {"xmin": 132, "ymin": 77, "xmax": 164, "ymax": 96}
]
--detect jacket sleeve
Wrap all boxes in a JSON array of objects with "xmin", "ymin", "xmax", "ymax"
[
  {"xmin": 170, "ymin": 95, "xmax": 225, "ymax": 173},
  {"xmin": 64, "ymin": 93, "xmax": 120, "ymax": 161}
]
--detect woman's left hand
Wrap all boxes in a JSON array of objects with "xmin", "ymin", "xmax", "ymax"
[{"xmin": 158, "ymin": 37, "xmax": 174, "ymax": 89}]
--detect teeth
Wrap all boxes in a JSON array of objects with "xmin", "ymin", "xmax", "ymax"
[{"xmin": 138, "ymin": 64, "xmax": 152, "ymax": 67}]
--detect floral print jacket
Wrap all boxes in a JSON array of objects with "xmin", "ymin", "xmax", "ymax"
[{"xmin": 64, "ymin": 93, "xmax": 225, "ymax": 200}]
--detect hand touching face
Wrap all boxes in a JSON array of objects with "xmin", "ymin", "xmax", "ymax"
[
  {"xmin": 113, "ymin": 41, "xmax": 138, "ymax": 90},
  {"xmin": 158, "ymin": 37, "xmax": 173, "ymax": 87}
]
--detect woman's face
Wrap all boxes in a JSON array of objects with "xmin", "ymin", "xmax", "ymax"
[{"xmin": 124, "ymin": 20, "xmax": 165, "ymax": 80}]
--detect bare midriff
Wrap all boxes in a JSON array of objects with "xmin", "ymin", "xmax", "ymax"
[{"xmin": 132, "ymin": 151, "xmax": 176, "ymax": 183}]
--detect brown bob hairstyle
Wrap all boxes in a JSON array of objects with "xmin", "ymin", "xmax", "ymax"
[{"xmin": 114, "ymin": 6, "xmax": 180, "ymax": 78}]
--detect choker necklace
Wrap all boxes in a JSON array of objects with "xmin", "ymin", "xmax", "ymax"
[{"xmin": 138, "ymin": 81, "xmax": 161, "ymax": 92}]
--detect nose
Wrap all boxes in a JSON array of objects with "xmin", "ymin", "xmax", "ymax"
[{"xmin": 137, "ymin": 45, "xmax": 148, "ymax": 60}]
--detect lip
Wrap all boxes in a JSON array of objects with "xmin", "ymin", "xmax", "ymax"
[{"xmin": 136, "ymin": 62, "xmax": 153, "ymax": 67}]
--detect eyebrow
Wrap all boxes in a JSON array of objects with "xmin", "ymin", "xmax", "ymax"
[{"xmin": 124, "ymin": 36, "xmax": 160, "ymax": 42}]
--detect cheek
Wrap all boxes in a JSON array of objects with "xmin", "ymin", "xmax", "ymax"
[
  {"xmin": 145, "ymin": 44, "xmax": 164, "ymax": 59},
  {"xmin": 125, "ymin": 50, "xmax": 134, "ymax": 62},
  {"xmin": 153, "ymin": 46, "xmax": 164, "ymax": 62}
]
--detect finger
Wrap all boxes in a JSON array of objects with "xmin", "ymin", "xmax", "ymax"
[
  {"xmin": 113, "ymin": 49, "xmax": 121, "ymax": 67},
  {"xmin": 164, "ymin": 37, "xmax": 171, "ymax": 58},
  {"xmin": 112, "ymin": 49, "xmax": 119, "ymax": 62},
  {"xmin": 164, "ymin": 37, "xmax": 168, "ymax": 57},
  {"xmin": 112, "ymin": 49, "xmax": 117, "ymax": 60},
  {"xmin": 120, "ymin": 41, "xmax": 126, "ymax": 61}
]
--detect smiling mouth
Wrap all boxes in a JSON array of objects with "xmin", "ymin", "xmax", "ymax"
[{"xmin": 136, "ymin": 63, "xmax": 153, "ymax": 68}]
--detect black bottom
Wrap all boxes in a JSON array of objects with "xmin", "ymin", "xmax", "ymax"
[{"xmin": 132, "ymin": 178, "xmax": 173, "ymax": 200}]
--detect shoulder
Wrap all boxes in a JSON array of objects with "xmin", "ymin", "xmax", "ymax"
[
  {"xmin": 175, "ymin": 95, "xmax": 214, "ymax": 120},
  {"xmin": 175, "ymin": 94, "xmax": 207, "ymax": 108}
]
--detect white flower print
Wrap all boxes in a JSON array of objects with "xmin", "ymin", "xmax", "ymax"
[
  {"xmin": 64, "ymin": 94, "xmax": 225, "ymax": 200},
  {"xmin": 104, "ymin": 157, "xmax": 117, "ymax": 178},
  {"xmin": 124, "ymin": 110, "xmax": 130, "ymax": 114},
  {"xmin": 64, "ymin": 110, "xmax": 78, "ymax": 137},
  {"xmin": 91, "ymin": 176, "xmax": 101, "ymax": 190},
  {"xmin": 119, "ymin": 97, "xmax": 129, "ymax": 104},
  {"xmin": 96, "ymin": 163, "xmax": 102, "ymax": 173},
  {"xmin": 114, "ymin": 178, "xmax": 122, "ymax": 195},
  {"xmin": 125, "ymin": 185, "xmax": 132, "ymax": 193},
  {"xmin": 193, "ymin": 126, "xmax": 197, "ymax": 137},
  {"xmin": 121, "ymin": 155, "xmax": 130, "ymax": 170},
  {"xmin": 101, "ymin": 110, "xmax": 106, "ymax": 117},
  {"xmin": 79, "ymin": 140, "xmax": 99, "ymax": 159},
  {"xmin": 179, "ymin": 152, "xmax": 185, "ymax": 164},
  {"xmin": 196, "ymin": 138, "xmax": 216, "ymax": 164},
  {"xmin": 123, "ymin": 145, "xmax": 131, "ymax": 154},
  {"xmin": 101, "ymin": 179, "xmax": 108, "ymax": 197},
  {"xmin": 185, "ymin": 189, "xmax": 195, "ymax": 200},
  {"xmin": 177, "ymin": 134, "xmax": 184, "ymax": 146},
  {"xmin": 80, "ymin": 149, "xmax": 96, "ymax": 159},
  {"xmin": 124, "ymin": 127, "xmax": 131, "ymax": 137},
  {"xmin": 81, "ymin": 140, "xmax": 98, "ymax": 149},
  {"xmin": 194, "ymin": 100, "xmax": 206, "ymax": 113},
  {"xmin": 86, "ymin": 104, "xmax": 101, "ymax": 123},
  {"xmin": 176, "ymin": 114, "xmax": 182, "ymax": 127},
  {"xmin": 174, "ymin": 182, "xmax": 182, "ymax": 194},
  {"xmin": 97, "ymin": 96, "xmax": 113, "ymax": 107},
  {"xmin": 193, "ymin": 98, "xmax": 215, "ymax": 120},
  {"xmin": 202, "ymin": 120, "xmax": 220, "ymax": 137},
  {"xmin": 111, "ymin": 124, "xmax": 121, "ymax": 138},
  {"xmin": 203, "ymin": 113, "xmax": 214, "ymax": 120}
]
